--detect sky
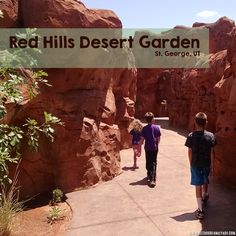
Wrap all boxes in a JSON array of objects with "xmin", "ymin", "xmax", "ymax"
[{"xmin": 82, "ymin": 0, "xmax": 236, "ymax": 28}]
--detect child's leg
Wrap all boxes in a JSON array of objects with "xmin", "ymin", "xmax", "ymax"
[
  {"xmin": 202, "ymin": 184, "xmax": 208, "ymax": 196},
  {"xmin": 150, "ymin": 150, "xmax": 158, "ymax": 182},
  {"xmin": 137, "ymin": 144, "xmax": 142, "ymax": 157},
  {"xmin": 196, "ymin": 186, "xmax": 203, "ymax": 211},
  {"xmin": 145, "ymin": 151, "xmax": 151, "ymax": 179},
  {"xmin": 202, "ymin": 167, "xmax": 210, "ymax": 199},
  {"xmin": 133, "ymin": 147, "xmax": 137, "ymax": 168}
]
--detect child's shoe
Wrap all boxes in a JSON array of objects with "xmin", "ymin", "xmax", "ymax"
[
  {"xmin": 195, "ymin": 208, "xmax": 204, "ymax": 220},
  {"xmin": 149, "ymin": 181, "xmax": 156, "ymax": 188}
]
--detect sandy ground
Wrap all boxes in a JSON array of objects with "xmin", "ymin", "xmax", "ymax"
[{"xmin": 12, "ymin": 202, "xmax": 72, "ymax": 236}]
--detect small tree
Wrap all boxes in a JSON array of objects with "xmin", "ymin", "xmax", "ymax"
[{"xmin": 0, "ymin": 26, "xmax": 63, "ymax": 186}]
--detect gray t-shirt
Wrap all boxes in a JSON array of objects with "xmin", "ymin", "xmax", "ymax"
[{"xmin": 185, "ymin": 130, "xmax": 216, "ymax": 167}]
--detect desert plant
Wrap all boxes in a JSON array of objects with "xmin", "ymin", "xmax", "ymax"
[
  {"xmin": 47, "ymin": 206, "xmax": 63, "ymax": 224},
  {"xmin": 0, "ymin": 111, "xmax": 63, "ymax": 186},
  {"xmin": 0, "ymin": 172, "xmax": 24, "ymax": 235},
  {"xmin": 52, "ymin": 188, "xmax": 63, "ymax": 204}
]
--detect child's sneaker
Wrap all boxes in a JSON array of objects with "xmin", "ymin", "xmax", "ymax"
[
  {"xmin": 149, "ymin": 181, "xmax": 156, "ymax": 188},
  {"xmin": 195, "ymin": 208, "xmax": 204, "ymax": 220}
]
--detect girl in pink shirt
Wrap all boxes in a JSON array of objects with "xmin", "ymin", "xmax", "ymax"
[{"xmin": 129, "ymin": 120, "xmax": 143, "ymax": 169}]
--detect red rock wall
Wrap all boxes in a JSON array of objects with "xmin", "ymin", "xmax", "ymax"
[
  {"xmin": 135, "ymin": 69, "xmax": 171, "ymax": 118},
  {"xmin": 213, "ymin": 28, "xmax": 236, "ymax": 185},
  {"xmin": 168, "ymin": 50, "xmax": 229, "ymax": 131},
  {"xmin": 0, "ymin": 0, "xmax": 18, "ymax": 27},
  {"xmin": 0, "ymin": 0, "xmax": 137, "ymax": 197}
]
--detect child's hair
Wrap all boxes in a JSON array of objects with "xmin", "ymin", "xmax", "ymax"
[
  {"xmin": 132, "ymin": 120, "xmax": 143, "ymax": 132},
  {"xmin": 195, "ymin": 112, "xmax": 207, "ymax": 128},
  {"xmin": 144, "ymin": 112, "xmax": 154, "ymax": 123}
]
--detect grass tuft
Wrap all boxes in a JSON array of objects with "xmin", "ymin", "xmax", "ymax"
[{"xmin": 0, "ymin": 172, "xmax": 24, "ymax": 236}]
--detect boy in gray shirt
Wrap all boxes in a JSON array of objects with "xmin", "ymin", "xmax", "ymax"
[{"xmin": 185, "ymin": 112, "xmax": 216, "ymax": 220}]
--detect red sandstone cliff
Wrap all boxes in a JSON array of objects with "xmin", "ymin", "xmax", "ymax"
[
  {"xmin": 0, "ymin": 0, "xmax": 136, "ymax": 197},
  {"xmin": 213, "ymin": 27, "xmax": 236, "ymax": 185}
]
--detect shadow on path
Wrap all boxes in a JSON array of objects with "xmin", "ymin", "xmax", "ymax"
[
  {"xmin": 171, "ymin": 212, "xmax": 197, "ymax": 222},
  {"xmin": 122, "ymin": 166, "xmax": 136, "ymax": 171},
  {"xmin": 200, "ymin": 178, "xmax": 236, "ymax": 231},
  {"xmin": 129, "ymin": 177, "xmax": 148, "ymax": 186},
  {"xmin": 171, "ymin": 176, "xmax": 236, "ymax": 231}
]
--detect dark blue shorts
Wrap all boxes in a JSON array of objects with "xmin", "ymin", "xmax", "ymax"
[{"xmin": 190, "ymin": 166, "xmax": 210, "ymax": 186}]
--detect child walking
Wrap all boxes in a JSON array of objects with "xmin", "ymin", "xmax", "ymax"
[
  {"xmin": 129, "ymin": 120, "xmax": 143, "ymax": 169},
  {"xmin": 141, "ymin": 112, "xmax": 161, "ymax": 187},
  {"xmin": 185, "ymin": 112, "xmax": 216, "ymax": 220}
]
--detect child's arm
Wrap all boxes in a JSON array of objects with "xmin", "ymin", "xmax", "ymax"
[
  {"xmin": 140, "ymin": 137, "xmax": 144, "ymax": 145},
  {"xmin": 188, "ymin": 148, "xmax": 192, "ymax": 165},
  {"xmin": 156, "ymin": 136, "xmax": 161, "ymax": 144}
]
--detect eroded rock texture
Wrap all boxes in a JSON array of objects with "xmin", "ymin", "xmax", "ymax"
[
  {"xmin": 20, "ymin": 0, "xmax": 122, "ymax": 28},
  {"xmin": 0, "ymin": 0, "xmax": 18, "ymax": 27},
  {"xmin": 213, "ymin": 28, "xmax": 236, "ymax": 185},
  {"xmin": 0, "ymin": 0, "xmax": 136, "ymax": 197},
  {"xmin": 135, "ymin": 69, "xmax": 171, "ymax": 118},
  {"xmin": 168, "ymin": 50, "xmax": 229, "ymax": 131}
]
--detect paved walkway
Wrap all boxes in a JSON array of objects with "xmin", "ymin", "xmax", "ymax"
[{"xmin": 66, "ymin": 124, "xmax": 236, "ymax": 236}]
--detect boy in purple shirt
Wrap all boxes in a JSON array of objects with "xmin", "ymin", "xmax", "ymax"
[{"xmin": 141, "ymin": 112, "xmax": 161, "ymax": 187}]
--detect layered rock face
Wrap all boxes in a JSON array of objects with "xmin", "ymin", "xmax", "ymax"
[
  {"xmin": 168, "ymin": 50, "xmax": 229, "ymax": 131},
  {"xmin": 213, "ymin": 28, "xmax": 236, "ymax": 185},
  {"xmin": 1, "ymin": 0, "xmax": 136, "ymax": 197},
  {"xmin": 135, "ymin": 69, "xmax": 171, "ymax": 118}
]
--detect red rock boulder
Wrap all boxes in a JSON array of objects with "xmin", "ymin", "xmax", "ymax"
[
  {"xmin": 193, "ymin": 17, "xmax": 235, "ymax": 54},
  {"xmin": 20, "ymin": 0, "xmax": 122, "ymax": 28}
]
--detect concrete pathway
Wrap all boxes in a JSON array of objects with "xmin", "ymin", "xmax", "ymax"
[{"xmin": 66, "ymin": 124, "xmax": 236, "ymax": 236}]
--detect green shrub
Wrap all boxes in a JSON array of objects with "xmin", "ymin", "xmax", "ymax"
[
  {"xmin": 52, "ymin": 188, "xmax": 64, "ymax": 204},
  {"xmin": 47, "ymin": 206, "xmax": 63, "ymax": 224}
]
